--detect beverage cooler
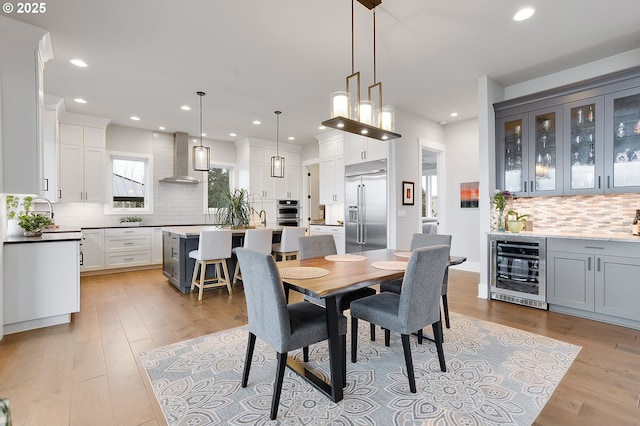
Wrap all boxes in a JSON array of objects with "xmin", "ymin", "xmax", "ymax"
[{"xmin": 489, "ymin": 234, "xmax": 547, "ymax": 310}]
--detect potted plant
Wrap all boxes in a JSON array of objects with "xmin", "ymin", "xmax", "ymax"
[
  {"xmin": 120, "ymin": 216, "xmax": 143, "ymax": 226},
  {"xmin": 5, "ymin": 195, "xmax": 22, "ymax": 236},
  {"xmin": 17, "ymin": 197, "xmax": 52, "ymax": 237},
  {"xmin": 506, "ymin": 210, "xmax": 531, "ymax": 233},
  {"xmin": 215, "ymin": 188, "xmax": 254, "ymax": 228}
]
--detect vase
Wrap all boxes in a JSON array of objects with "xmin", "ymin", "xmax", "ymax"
[
  {"xmin": 508, "ymin": 220, "xmax": 525, "ymax": 233},
  {"xmin": 6, "ymin": 219, "xmax": 22, "ymax": 236},
  {"xmin": 497, "ymin": 209, "xmax": 505, "ymax": 232}
]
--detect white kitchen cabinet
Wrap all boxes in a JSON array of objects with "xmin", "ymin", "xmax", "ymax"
[
  {"xmin": 318, "ymin": 137, "xmax": 344, "ymax": 205},
  {"xmin": 104, "ymin": 227, "xmax": 152, "ymax": 269},
  {"xmin": 309, "ymin": 225, "xmax": 345, "ymax": 254},
  {"xmin": 3, "ymin": 239, "xmax": 80, "ymax": 334},
  {"xmin": 343, "ymin": 133, "xmax": 388, "ymax": 165},
  {"xmin": 152, "ymin": 227, "xmax": 163, "ymax": 264},
  {"xmin": 58, "ymin": 122, "xmax": 107, "ymax": 203},
  {"xmin": 42, "ymin": 97, "xmax": 63, "ymax": 201},
  {"xmin": 547, "ymin": 238, "xmax": 640, "ymax": 324},
  {"xmin": 81, "ymin": 228, "xmax": 105, "ymax": 271}
]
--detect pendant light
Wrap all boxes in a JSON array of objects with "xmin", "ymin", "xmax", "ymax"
[
  {"xmin": 270, "ymin": 111, "xmax": 285, "ymax": 178},
  {"xmin": 192, "ymin": 91, "xmax": 210, "ymax": 171},
  {"xmin": 322, "ymin": 0, "xmax": 400, "ymax": 141}
]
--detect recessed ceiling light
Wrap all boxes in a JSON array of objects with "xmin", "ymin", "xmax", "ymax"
[
  {"xmin": 70, "ymin": 59, "xmax": 88, "ymax": 67},
  {"xmin": 450, "ymin": 112, "xmax": 458, "ymax": 117},
  {"xmin": 252, "ymin": 120, "xmax": 261, "ymax": 125},
  {"xmin": 158, "ymin": 126, "xmax": 166, "ymax": 130},
  {"xmin": 180, "ymin": 105, "xmax": 191, "ymax": 111},
  {"xmin": 513, "ymin": 7, "xmax": 535, "ymax": 21},
  {"xmin": 318, "ymin": 125, "xmax": 326, "ymax": 130},
  {"xmin": 130, "ymin": 116, "xmax": 140, "ymax": 121},
  {"xmin": 229, "ymin": 133, "xmax": 237, "ymax": 137},
  {"xmin": 440, "ymin": 121, "xmax": 448, "ymax": 125},
  {"xmin": 288, "ymin": 136, "xmax": 295, "ymax": 141},
  {"xmin": 73, "ymin": 98, "xmax": 87, "ymax": 104},
  {"xmin": 201, "ymin": 133, "xmax": 206, "ymax": 137}
]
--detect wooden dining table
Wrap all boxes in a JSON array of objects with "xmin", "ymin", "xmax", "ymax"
[{"xmin": 276, "ymin": 248, "xmax": 466, "ymax": 403}]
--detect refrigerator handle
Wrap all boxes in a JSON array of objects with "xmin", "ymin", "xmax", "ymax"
[
  {"xmin": 356, "ymin": 184, "xmax": 363, "ymax": 244},
  {"xmin": 360, "ymin": 184, "xmax": 366, "ymax": 244}
]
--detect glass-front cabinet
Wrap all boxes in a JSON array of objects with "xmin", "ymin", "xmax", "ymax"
[
  {"xmin": 605, "ymin": 87, "xmax": 640, "ymax": 193},
  {"xmin": 497, "ymin": 106, "xmax": 563, "ymax": 197},
  {"xmin": 563, "ymin": 96, "xmax": 605, "ymax": 195}
]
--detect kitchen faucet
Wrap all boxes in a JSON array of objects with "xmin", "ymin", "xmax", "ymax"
[
  {"xmin": 31, "ymin": 196, "xmax": 54, "ymax": 220},
  {"xmin": 258, "ymin": 209, "xmax": 266, "ymax": 227}
]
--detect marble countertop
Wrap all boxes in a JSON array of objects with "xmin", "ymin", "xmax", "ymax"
[
  {"xmin": 487, "ymin": 230, "xmax": 640, "ymax": 242},
  {"xmin": 161, "ymin": 225, "xmax": 284, "ymax": 238},
  {"xmin": 4, "ymin": 231, "xmax": 82, "ymax": 244}
]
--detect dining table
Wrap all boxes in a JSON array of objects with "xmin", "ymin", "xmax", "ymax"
[{"xmin": 276, "ymin": 248, "xmax": 466, "ymax": 403}]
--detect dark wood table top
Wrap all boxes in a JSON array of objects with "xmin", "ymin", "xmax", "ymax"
[{"xmin": 277, "ymin": 248, "xmax": 466, "ymax": 299}]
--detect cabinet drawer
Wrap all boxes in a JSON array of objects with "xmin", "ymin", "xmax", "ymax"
[
  {"xmin": 104, "ymin": 235, "xmax": 151, "ymax": 252},
  {"xmin": 547, "ymin": 238, "xmax": 640, "ymax": 257},
  {"xmin": 105, "ymin": 251, "xmax": 152, "ymax": 268},
  {"xmin": 104, "ymin": 227, "xmax": 151, "ymax": 237},
  {"xmin": 310, "ymin": 225, "xmax": 345, "ymax": 236}
]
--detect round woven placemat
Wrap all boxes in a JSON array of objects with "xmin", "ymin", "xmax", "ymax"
[
  {"xmin": 324, "ymin": 254, "xmax": 367, "ymax": 262},
  {"xmin": 371, "ymin": 261, "xmax": 408, "ymax": 271},
  {"xmin": 280, "ymin": 267, "xmax": 330, "ymax": 279},
  {"xmin": 393, "ymin": 251, "xmax": 411, "ymax": 258}
]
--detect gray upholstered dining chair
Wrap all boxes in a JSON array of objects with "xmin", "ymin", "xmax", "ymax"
[
  {"xmin": 235, "ymin": 248, "xmax": 347, "ymax": 421},
  {"xmin": 298, "ymin": 235, "xmax": 377, "ymax": 340},
  {"xmin": 380, "ymin": 233, "xmax": 454, "ymax": 329},
  {"xmin": 350, "ymin": 245, "xmax": 450, "ymax": 393}
]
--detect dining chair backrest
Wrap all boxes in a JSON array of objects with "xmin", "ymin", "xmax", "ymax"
[
  {"xmin": 243, "ymin": 228, "xmax": 273, "ymax": 255},
  {"xmin": 398, "ymin": 245, "xmax": 450, "ymax": 333},
  {"xmin": 278, "ymin": 227, "xmax": 307, "ymax": 253},
  {"xmin": 235, "ymin": 248, "xmax": 290, "ymax": 352},
  {"xmin": 298, "ymin": 235, "xmax": 337, "ymax": 259},
  {"xmin": 196, "ymin": 229, "xmax": 232, "ymax": 260},
  {"xmin": 409, "ymin": 233, "xmax": 452, "ymax": 251}
]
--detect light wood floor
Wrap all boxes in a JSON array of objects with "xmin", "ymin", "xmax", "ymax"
[{"xmin": 1, "ymin": 268, "xmax": 639, "ymax": 425}]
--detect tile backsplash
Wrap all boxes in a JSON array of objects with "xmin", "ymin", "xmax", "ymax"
[{"xmin": 497, "ymin": 193, "xmax": 640, "ymax": 234}]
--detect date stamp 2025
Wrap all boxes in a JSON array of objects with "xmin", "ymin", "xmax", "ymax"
[{"xmin": 2, "ymin": 2, "xmax": 47, "ymax": 14}]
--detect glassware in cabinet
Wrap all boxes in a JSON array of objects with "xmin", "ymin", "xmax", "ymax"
[
  {"xmin": 528, "ymin": 105, "xmax": 563, "ymax": 196},
  {"xmin": 497, "ymin": 114, "xmax": 528, "ymax": 195},
  {"xmin": 605, "ymin": 87, "xmax": 640, "ymax": 192}
]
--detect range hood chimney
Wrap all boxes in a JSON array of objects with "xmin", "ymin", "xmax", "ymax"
[{"xmin": 160, "ymin": 132, "xmax": 201, "ymax": 183}]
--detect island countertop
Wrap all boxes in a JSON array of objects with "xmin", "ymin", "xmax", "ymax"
[{"xmin": 161, "ymin": 225, "xmax": 284, "ymax": 238}]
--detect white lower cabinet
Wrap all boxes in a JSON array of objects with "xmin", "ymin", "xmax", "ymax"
[
  {"xmin": 547, "ymin": 238, "xmax": 640, "ymax": 324},
  {"xmin": 104, "ymin": 227, "xmax": 152, "ymax": 269},
  {"xmin": 81, "ymin": 229, "xmax": 105, "ymax": 271},
  {"xmin": 152, "ymin": 227, "xmax": 163, "ymax": 264},
  {"xmin": 309, "ymin": 225, "xmax": 345, "ymax": 254}
]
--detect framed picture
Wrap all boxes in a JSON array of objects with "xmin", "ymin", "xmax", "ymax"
[
  {"xmin": 402, "ymin": 181, "xmax": 415, "ymax": 205},
  {"xmin": 460, "ymin": 181, "xmax": 479, "ymax": 208}
]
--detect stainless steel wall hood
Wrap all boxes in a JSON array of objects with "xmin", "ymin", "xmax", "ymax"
[{"xmin": 160, "ymin": 132, "xmax": 201, "ymax": 183}]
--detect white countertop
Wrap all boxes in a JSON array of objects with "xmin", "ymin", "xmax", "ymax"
[
  {"xmin": 4, "ymin": 231, "xmax": 82, "ymax": 244},
  {"xmin": 488, "ymin": 230, "xmax": 640, "ymax": 242},
  {"xmin": 161, "ymin": 225, "xmax": 284, "ymax": 238}
]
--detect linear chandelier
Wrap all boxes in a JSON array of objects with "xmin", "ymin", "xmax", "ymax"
[
  {"xmin": 322, "ymin": 0, "xmax": 401, "ymax": 141},
  {"xmin": 192, "ymin": 91, "xmax": 210, "ymax": 171},
  {"xmin": 270, "ymin": 111, "xmax": 285, "ymax": 178}
]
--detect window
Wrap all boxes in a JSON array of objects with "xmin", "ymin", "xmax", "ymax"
[
  {"xmin": 206, "ymin": 165, "xmax": 234, "ymax": 211},
  {"xmin": 106, "ymin": 152, "xmax": 153, "ymax": 214},
  {"xmin": 422, "ymin": 174, "xmax": 438, "ymax": 218}
]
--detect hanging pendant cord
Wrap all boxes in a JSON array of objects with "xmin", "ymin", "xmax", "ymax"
[
  {"xmin": 197, "ymin": 91, "xmax": 205, "ymax": 147},
  {"xmin": 351, "ymin": 0, "xmax": 355, "ymax": 74},
  {"xmin": 275, "ymin": 110, "xmax": 281, "ymax": 155},
  {"xmin": 373, "ymin": 9, "xmax": 377, "ymax": 84}
]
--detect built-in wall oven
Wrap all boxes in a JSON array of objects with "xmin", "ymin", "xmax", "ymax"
[
  {"xmin": 489, "ymin": 234, "xmax": 547, "ymax": 310},
  {"xmin": 276, "ymin": 199, "xmax": 300, "ymax": 227}
]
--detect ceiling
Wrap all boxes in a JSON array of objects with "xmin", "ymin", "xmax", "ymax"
[{"xmin": 9, "ymin": 0, "xmax": 640, "ymax": 146}]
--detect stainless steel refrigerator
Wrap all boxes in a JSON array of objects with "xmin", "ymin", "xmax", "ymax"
[{"xmin": 345, "ymin": 159, "xmax": 387, "ymax": 253}]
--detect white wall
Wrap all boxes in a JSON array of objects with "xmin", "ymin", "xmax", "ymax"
[
  {"xmin": 393, "ymin": 107, "xmax": 444, "ymax": 250},
  {"xmin": 442, "ymin": 118, "xmax": 480, "ymax": 272}
]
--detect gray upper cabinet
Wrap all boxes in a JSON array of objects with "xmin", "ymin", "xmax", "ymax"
[
  {"xmin": 562, "ymin": 96, "xmax": 605, "ymax": 195},
  {"xmin": 604, "ymin": 86, "xmax": 640, "ymax": 193}
]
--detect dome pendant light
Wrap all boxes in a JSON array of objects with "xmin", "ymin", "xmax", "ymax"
[
  {"xmin": 192, "ymin": 91, "xmax": 210, "ymax": 171},
  {"xmin": 270, "ymin": 111, "xmax": 285, "ymax": 178}
]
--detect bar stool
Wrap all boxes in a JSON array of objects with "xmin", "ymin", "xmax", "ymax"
[
  {"xmin": 233, "ymin": 228, "xmax": 273, "ymax": 284},
  {"xmin": 189, "ymin": 229, "xmax": 233, "ymax": 300},
  {"xmin": 271, "ymin": 226, "xmax": 307, "ymax": 261}
]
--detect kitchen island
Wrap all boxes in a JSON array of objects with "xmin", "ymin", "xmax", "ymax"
[
  {"xmin": 161, "ymin": 226, "xmax": 283, "ymax": 294},
  {"xmin": 3, "ymin": 231, "xmax": 82, "ymax": 334}
]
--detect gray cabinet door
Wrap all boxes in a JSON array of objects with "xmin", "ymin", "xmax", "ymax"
[
  {"xmin": 547, "ymin": 250, "xmax": 595, "ymax": 310},
  {"xmin": 595, "ymin": 255, "xmax": 640, "ymax": 321}
]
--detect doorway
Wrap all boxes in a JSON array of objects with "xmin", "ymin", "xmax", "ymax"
[{"xmin": 419, "ymin": 140, "xmax": 446, "ymax": 233}]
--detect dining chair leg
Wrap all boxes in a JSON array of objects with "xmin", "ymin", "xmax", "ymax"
[
  {"xmin": 442, "ymin": 294, "xmax": 450, "ymax": 329},
  {"xmin": 241, "ymin": 333, "xmax": 256, "ymax": 387},
  {"xmin": 417, "ymin": 328, "xmax": 423, "ymax": 345},
  {"xmin": 303, "ymin": 346, "xmax": 309, "ymax": 362},
  {"xmin": 350, "ymin": 318, "xmax": 359, "ymax": 363},
  {"xmin": 370, "ymin": 323, "xmax": 376, "ymax": 341},
  {"xmin": 271, "ymin": 352, "xmax": 288, "ymax": 420},
  {"xmin": 401, "ymin": 334, "xmax": 417, "ymax": 393},
  {"xmin": 432, "ymin": 320, "xmax": 447, "ymax": 372},
  {"xmin": 341, "ymin": 335, "xmax": 347, "ymax": 387},
  {"xmin": 384, "ymin": 328, "xmax": 390, "ymax": 347}
]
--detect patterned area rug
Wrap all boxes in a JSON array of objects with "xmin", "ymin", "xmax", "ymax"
[{"xmin": 140, "ymin": 312, "xmax": 580, "ymax": 425}]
